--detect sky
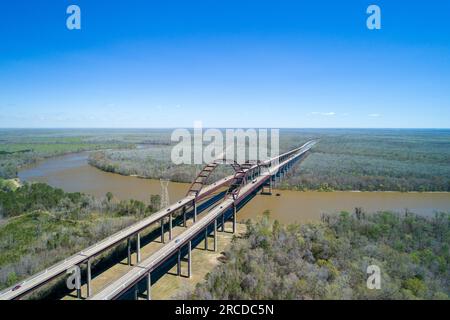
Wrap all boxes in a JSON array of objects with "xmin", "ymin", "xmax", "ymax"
[{"xmin": 0, "ymin": 0, "xmax": 449, "ymax": 128}]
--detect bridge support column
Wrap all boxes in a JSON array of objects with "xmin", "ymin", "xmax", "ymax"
[
  {"xmin": 233, "ymin": 203, "xmax": 237, "ymax": 234},
  {"xmin": 136, "ymin": 233, "xmax": 141, "ymax": 263},
  {"xmin": 160, "ymin": 219, "xmax": 165, "ymax": 243},
  {"xmin": 127, "ymin": 238, "xmax": 131, "ymax": 266},
  {"xmin": 193, "ymin": 200, "xmax": 197, "ymax": 223},
  {"xmin": 169, "ymin": 214, "xmax": 173, "ymax": 240},
  {"xmin": 87, "ymin": 258, "xmax": 92, "ymax": 297},
  {"xmin": 76, "ymin": 266, "xmax": 81, "ymax": 299},
  {"xmin": 204, "ymin": 228, "xmax": 208, "ymax": 251},
  {"xmin": 188, "ymin": 241, "xmax": 192, "ymax": 278},
  {"xmin": 221, "ymin": 213, "xmax": 225, "ymax": 232},
  {"xmin": 134, "ymin": 284, "xmax": 138, "ymax": 300},
  {"xmin": 177, "ymin": 249, "xmax": 181, "ymax": 276},
  {"xmin": 146, "ymin": 272, "xmax": 151, "ymax": 300},
  {"xmin": 183, "ymin": 207, "xmax": 186, "ymax": 227},
  {"xmin": 214, "ymin": 219, "xmax": 217, "ymax": 252}
]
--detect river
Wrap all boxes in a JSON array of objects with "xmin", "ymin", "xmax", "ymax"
[{"xmin": 18, "ymin": 153, "xmax": 450, "ymax": 224}]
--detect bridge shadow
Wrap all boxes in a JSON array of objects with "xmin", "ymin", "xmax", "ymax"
[
  {"xmin": 41, "ymin": 183, "xmax": 263, "ymax": 300},
  {"xmin": 117, "ymin": 189, "xmax": 260, "ymax": 300},
  {"xmin": 28, "ymin": 152, "xmax": 307, "ymax": 300},
  {"xmin": 40, "ymin": 190, "xmax": 227, "ymax": 300}
]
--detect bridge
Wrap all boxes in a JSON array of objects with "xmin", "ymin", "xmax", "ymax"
[{"xmin": 0, "ymin": 141, "xmax": 316, "ymax": 300}]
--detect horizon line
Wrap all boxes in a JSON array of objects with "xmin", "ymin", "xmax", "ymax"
[{"xmin": 1, "ymin": 127, "xmax": 450, "ymax": 130}]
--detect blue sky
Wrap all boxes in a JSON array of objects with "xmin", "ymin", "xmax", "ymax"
[{"xmin": 0, "ymin": 0, "xmax": 449, "ymax": 128}]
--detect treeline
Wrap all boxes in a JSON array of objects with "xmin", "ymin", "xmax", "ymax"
[
  {"xmin": 186, "ymin": 210, "xmax": 450, "ymax": 300},
  {"xmin": 0, "ymin": 183, "xmax": 162, "ymax": 219},
  {"xmin": 0, "ymin": 130, "xmax": 134, "ymax": 179},
  {"xmin": 88, "ymin": 129, "xmax": 450, "ymax": 192},
  {"xmin": 4, "ymin": 129, "xmax": 449, "ymax": 192},
  {"xmin": 0, "ymin": 182, "xmax": 162, "ymax": 290},
  {"xmin": 0, "ymin": 143, "xmax": 131, "ymax": 179},
  {"xmin": 282, "ymin": 152, "xmax": 450, "ymax": 191},
  {"xmin": 280, "ymin": 129, "xmax": 450, "ymax": 192},
  {"xmin": 88, "ymin": 148, "xmax": 233, "ymax": 183}
]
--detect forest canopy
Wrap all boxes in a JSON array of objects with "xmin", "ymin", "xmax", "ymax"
[{"xmin": 187, "ymin": 211, "xmax": 450, "ymax": 300}]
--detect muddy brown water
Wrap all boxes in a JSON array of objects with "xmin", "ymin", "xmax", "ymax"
[{"xmin": 19, "ymin": 153, "xmax": 450, "ymax": 224}]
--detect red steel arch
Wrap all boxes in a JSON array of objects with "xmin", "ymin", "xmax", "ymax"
[
  {"xmin": 186, "ymin": 159, "xmax": 242, "ymax": 198},
  {"xmin": 186, "ymin": 158, "xmax": 263, "ymax": 200}
]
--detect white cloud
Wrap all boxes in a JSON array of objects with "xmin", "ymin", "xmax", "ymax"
[
  {"xmin": 368, "ymin": 113, "xmax": 381, "ymax": 117},
  {"xmin": 311, "ymin": 111, "xmax": 336, "ymax": 116}
]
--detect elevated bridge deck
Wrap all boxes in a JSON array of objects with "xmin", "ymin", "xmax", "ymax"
[
  {"xmin": 0, "ymin": 140, "xmax": 315, "ymax": 300},
  {"xmin": 91, "ymin": 141, "xmax": 315, "ymax": 300}
]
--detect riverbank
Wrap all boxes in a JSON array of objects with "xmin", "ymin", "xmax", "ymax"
[
  {"xmin": 86, "ymin": 128, "xmax": 450, "ymax": 192},
  {"xmin": 0, "ymin": 131, "xmax": 133, "ymax": 179},
  {"xmin": 16, "ymin": 152, "xmax": 450, "ymax": 225},
  {"xmin": 238, "ymin": 188, "xmax": 450, "ymax": 224},
  {"xmin": 186, "ymin": 212, "xmax": 450, "ymax": 300},
  {"xmin": 88, "ymin": 152, "xmax": 450, "ymax": 194}
]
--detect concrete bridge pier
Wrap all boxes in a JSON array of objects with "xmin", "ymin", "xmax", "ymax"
[
  {"xmin": 233, "ymin": 203, "xmax": 237, "ymax": 234},
  {"xmin": 87, "ymin": 259, "xmax": 92, "ymax": 297},
  {"xmin": 133, "ymin": 284, "xmax": 138, "ymax": 300},
  {"xmin": 204, "ymin": 228, "xmax": 208, "ymax": 250},
  {"xmin": 183, "ymin": 206, "xmax": 187, "ymax": 227},
  {"xmin": 188, "ymin": 241, "xmax": 192, "ymax": 278},
  {"xmin": 146, "ymin": 272, "xmax": 151, "ymax": 300},
  {"xmin": 127, "ymin": 238, "xmax": 132, "ymax": 266},
  {"xmin": 136, "ymin": 233, "xmax": 141, "ymax": 263},
  {"xmin": 261, "ymin": 179, "xmax": 272, "ymax": 195},
  {"xmin": 214, "ymin": 219, "xmax": 218, "ymax": 251},
  {"xmin": 177, "ymin": 249, "xmax": 181, "ymax": 276},
  {"xmin": 193, "ymin": 200, "xmax": 197, "ymax": 223},
  {"xmin": 160, "ymin": 219, "xmax": 165, "ymax": 243},
  {"xmin": 221, "ymin": 213, "xmax": 225, "ymax": 232},
  {"xmin": 169, "ymin": 214, "xmax": 173, "ymax": 240}
]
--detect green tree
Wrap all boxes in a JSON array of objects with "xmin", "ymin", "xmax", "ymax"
[
  {"xmin": 106, "ymin": 192, "xmax": 113, "ymax": 203},
  {"xmin": 149, "ymin": 194, "xmax": 161, "ymax": 212}
]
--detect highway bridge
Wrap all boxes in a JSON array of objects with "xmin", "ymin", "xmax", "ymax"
[
  {"xmin": 90, "ymin": 140, "xmax": 316, "ymax": 300},
  {"xmin": 0, "ymin": 175, "xmax": 232, "ymax": 300},
  {"xmin": 0, "ymin": 141, "xmax": 316, "ymax": 300}
]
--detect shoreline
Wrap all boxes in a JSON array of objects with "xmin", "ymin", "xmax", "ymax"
[
  {"xmin": 87, "ymin": 160, "xmax": 450, "ymax": 195},
  {"xmin": 16, "ymin": 151, "xmax": 450, "ymax": 195}
]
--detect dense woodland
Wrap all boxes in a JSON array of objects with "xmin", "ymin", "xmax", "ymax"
[
  {"xmin": 88, "ymin": 129, "xmax": 450, "ymax": 192},
  {"xmin": 0, "ymin": 129, "xmax": 133, "ymax": 179},
  {"xmin": 1, "ymin": 129, "xmax": 450, "ymax": 191},
  {"xmin": 0, "ymin": 181, "xmax": 161, "ymax": 290},
  {"xmin": 281, "ymin": 129, "xmax": 450, "ymax": 192},
  {"xmin": 88, "ymin": 146, "xmax": 234, "ymax": 183},
  {"xmin": 1, "ymin": 129, "xmax": 450, "ymax": 298},
  {"xmin": 187, "ymin": 211, "xmax": 450, "ymax": 300}
]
